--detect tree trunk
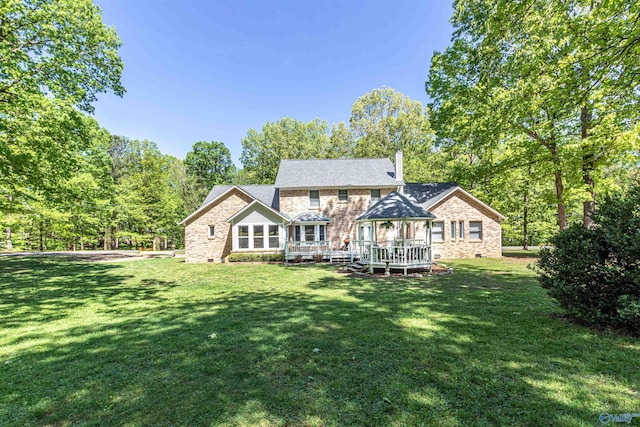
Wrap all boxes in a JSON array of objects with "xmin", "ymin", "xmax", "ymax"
[
  {"xmin": 6, "ymin": 193, "xmax": 12, "ymax": 250},
  {"xmin": 523, "ymin": 181, "xmax": 529, "ymax": 250},
  {"xmin": 39, "ymin": 220, "xmax": 44, "ymax": 251},
  {"xmin": 551, "ymin": 143, "xmax": 567, "ymax": 230},
  {"xmin": 581, "ymin": 106, "xmax": 596, "ymax": 229}
]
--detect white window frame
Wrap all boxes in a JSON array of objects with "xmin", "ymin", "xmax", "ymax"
[
  {"xmin": 458, "ymin": 221, "xmax": 464, "ymax": 240},
  {"xmin": 370, "ymin": 189, "xmax": 381, "ymax": 205},
  {"xmin": 469, "ymin": 221, "xmax": 483, "ymax": 241},
  {"xmin": 450, "ymin": 221, "xmax": 456, "ymax": 240},
  {"xmin": 432, "ymin": 221, "xmax": 444, "ymax": 242},
  {"xmin": 309, "ymin": 190, "xmax": 320, "ymax": 208},
  {"xmin": 293, "ymin": 224, "xmax": 327, "ymax": 242},
  {"xmin": 233, "ymin": 223, "xmax": 282, "ymax": 250},
  {"xmin": 208, "ymin": 225, "xmax": 215, "ymax": 239},
  {"xmin": 338, "ymin": 189, "xmax": 348, "ymax": 202}
]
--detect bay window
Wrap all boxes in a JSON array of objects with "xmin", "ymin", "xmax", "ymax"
[{"xmin": 234, "ymin": 224, "xmax": 281, "ymax": 250}]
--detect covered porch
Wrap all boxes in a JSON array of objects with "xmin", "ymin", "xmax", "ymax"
[
  {"xmin": 355, "ymin": 191, "xmax": 435, "ymax": 275},
  {"xmin": 284, "ymin": 212, "xmax": 335, "ymax": 261}
]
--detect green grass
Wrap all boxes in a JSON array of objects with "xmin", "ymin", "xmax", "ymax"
[{"xmin": 1, "ymin": 256, "xmax": 638, "ymax": 426}]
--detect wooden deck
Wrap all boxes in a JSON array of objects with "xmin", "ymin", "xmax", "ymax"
[
  {"xmin": 284, "ymin": 240, "xmax": 432, "ymax": 273},
  {"xmin": 357, "ymin": 240, "xmax": 432, "ymax": 274}
]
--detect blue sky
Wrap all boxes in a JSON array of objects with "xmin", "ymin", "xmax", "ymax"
[{"xmin": 93, "ymin": 1, "xmax": 455, "ymax": 165}]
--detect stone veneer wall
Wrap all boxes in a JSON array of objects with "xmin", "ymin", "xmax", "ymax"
[
  {"xmin": 184, "ymin": 189, "xmax": 253, "ymax": 263},
  {"xmin": 279, "ymin": 188, "xmax": 394, "ymax": 249},
  {"xmin": 414, "ymin": 191, "xmax": 502, "ymax": 258}
]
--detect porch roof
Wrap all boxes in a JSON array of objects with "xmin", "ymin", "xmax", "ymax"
[
  {"xmin": 290, "ymin": 212, "xmax": 331, "ymax": 223},
  {"xmin": 356, "ymin": 191, "xmax": 436, "ymax": 222}
]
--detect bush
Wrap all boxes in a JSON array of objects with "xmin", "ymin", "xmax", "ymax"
[
  {"xmin": 226, "ymin": 253, "xmax": 284, "ymax": 263},
  {"xmin": 535, "ymin": 186, "xmax": 640, "ymax": 335}
]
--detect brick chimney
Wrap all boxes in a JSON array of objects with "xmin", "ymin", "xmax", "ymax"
[{"xmin": 395, "ymin": 149, "xmax": 404, "ymax": 194}]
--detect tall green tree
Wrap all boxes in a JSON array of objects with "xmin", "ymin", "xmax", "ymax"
[
  {"xmin": 0, "ymin": 0, "xmax": 124, "ymax": 113},
  {"xmin": 349, "ymin": 87, "xmax": 438, "ymax": 182},
  {"xmin": 1, "ymin": 0, "xmax": 124, "ymax": 250},
  {"xmin": 240, "ymin": 118, "xmax": 333, "ymax": 183},
  {"xmin": 427, "ymin": 0, "xmax": 640, "ymax": 230},
  {"xmin": 185, "ymin": 141, "xmax": 235, "ymax": 201}
]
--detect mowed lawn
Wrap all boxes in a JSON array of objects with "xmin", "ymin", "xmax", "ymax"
[{"xmin": 1, "ymin": 255, "xmax": 638, "ymax": 426}]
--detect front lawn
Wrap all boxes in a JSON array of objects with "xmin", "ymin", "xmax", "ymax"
[{"xmin": 1, "ymin": 256, "xmax": 638, "ymax": 426}]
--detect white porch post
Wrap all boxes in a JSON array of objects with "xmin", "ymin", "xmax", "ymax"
[{"xmin": 370, "ymin": 220, "xmax": 376, "ymax": 274}]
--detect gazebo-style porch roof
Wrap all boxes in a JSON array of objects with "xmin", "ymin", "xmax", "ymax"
[{"xmin": 356, "ymin": 191, "xmax": 436, "ymax": 275}]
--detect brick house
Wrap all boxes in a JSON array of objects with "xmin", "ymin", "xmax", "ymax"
[{"xmin": 181, "ymin": 151, "xmax": 504, "ymax": 263}]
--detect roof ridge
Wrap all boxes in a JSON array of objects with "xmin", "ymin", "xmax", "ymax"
[{"xmin": 280, "ymin": 157, "xmax": 390, "ymax": 162}]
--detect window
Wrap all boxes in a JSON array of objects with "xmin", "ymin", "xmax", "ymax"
[
  {"xmin": 318, "ymin": 224, "xmax": 326, "ymax": 241},
  {"xmin": 294, "ymin": 224, "xmax": 327, "ymax": 242},
  {"xmin": 432, "ymin": 221, "xmax": 444, "ymax": 241},
  {"xmin": 208, "ymin": 225, "xmax": 215, "ymax": 238},
  {"xmin": 459, "ymin": 221, "xmax": 464, "ymax": 240},
  {"xmin": 309, "ymin": 190, "xmax": 320, "ymax": 208},
  {"xmin": 253, "ymin": 225, "xmax": 264, "ymax": 248},
  {"xmin": 371, "ymin": 189, "xmax": 381, "ymax": 205},
  {"xmin": 268, "ymin": 225, "xmax": 279, "ymax": 248},
  {"xmin": 238, "ymin": 225, "xmax": 249, "ymax": 248},
  {"xmin": 338, "ymin": 189, "xmax": 348, "ymax": 202},
  {"xmin": 450, "ymin": 221, "xmax": 456, "ymax": 240},
  {"xmin": 236, "ymin": 224, "xmax": 280, "ymax": 250},
  {"xmin": 469, "ymin": 221, "xmax": 483, "ymax": 241},
  {"xmin": 305, "ymin": 225, "xmax": 315, "ymax": 242}
]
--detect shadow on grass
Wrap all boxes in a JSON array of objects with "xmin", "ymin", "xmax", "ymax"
[
  {"xmin": 0, "ymin": 256, "xmax": 173, "ymax": 328},
  {"xmin": 1, "ymin": 259, "xmax": 637, "ymax": 426}
]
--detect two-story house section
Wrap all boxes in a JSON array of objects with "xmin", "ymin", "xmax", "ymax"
[
  {"xmin": 181, "ymin": 151, "xmax": 504, "ymax": 263},
  {"xmin": 274, "ymin": 157, "xmax": 400, "ymax": 250}
]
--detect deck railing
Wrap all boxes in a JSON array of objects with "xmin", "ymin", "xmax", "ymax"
[
  {"xmin": 285, "ymin": 241, "xmax": 330, "ymax": 256},
  {"xmin": 353, "ymin": 240, "xmax": 431, "ymax": 266},
  {"xmin": 371, "ymin": 245, "xmax": 431, "ymax": 266}
]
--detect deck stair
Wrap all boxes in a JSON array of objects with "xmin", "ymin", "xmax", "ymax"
[{"xmin": 344, "ymin": 261, "xmax": 368, "ymax": 273}]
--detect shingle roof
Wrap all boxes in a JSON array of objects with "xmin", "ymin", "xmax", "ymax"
[
  {"xmin": 403, "ymin": 183, "xmax": 459, "ymax": 209},
  {"xmin": 356, "ymin": 191, "xmax": 436, "ymax": 221},
  {"xmin": 404, "ymin": 182, "xmax": 505, "ymax": 220},
  {"xmin": 274, "ymin": 158, "xmax": 400, "ymax": 188},
  {"xmin": 200, "ymin": 185, "xmax": 279, "ymax": 209},
  {"xmin": 290, "ymin": 212, "xmax": 331, "ymax": 223}
]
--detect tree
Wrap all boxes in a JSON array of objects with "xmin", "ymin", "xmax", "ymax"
[
  {"xmin": 0, "ymin": 0, "xmax": 124, "ymax": 113},
  {"xmin": 240, "ymin": 118, "xmax": 333, "ymax": 183},
  {"xmin": 1, "ymin": 0, "xmax": 124, "ymax": 250},
  {"xmin": 535, "ymin": 185, "xmax": 640, "ymax": 335},
  {"xmin": 328, "ymin": 122, "xmax": 355, "ymax": 158},
  {"xmin": 426, "ymin": 0, "xmax": 640, "ymax": 230},
  {"xmin": 349, "ymin": 87, "xmax": 438, "ymax": 182},
  {"xmin": 168, "ymin": 157, "xmax": 201, "ymax": 214},
  {"xmin": 1, "ymin": 98, "xmax": 107, "ymax": 249},
  {"xmin": 184, "ymin": 141, "xmax": 235, "ymax": 201}
]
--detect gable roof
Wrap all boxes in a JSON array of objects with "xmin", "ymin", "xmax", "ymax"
[
  {"xmin": 200, "ymin": 185, "xmax": 279, "ymax": 210},
  {"xmin": 274, "ymin": 158, "xmax": 400, "ymax": 189},
  {"xmin": 404, "ymin": 183, "xmax": 505, "ymax": 220},
  {"xmin": 356, "ymin": 191, "xmax": 436, "ymax": 222},
  {"xmin": 180, "ymin": 185, "xmax": 279, "ymax": 225},
  {"xmin": 225, "ymin": 200, "xmax": 289, "ymax": 223}
]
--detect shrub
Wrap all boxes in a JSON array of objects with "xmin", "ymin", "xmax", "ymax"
[
  {"xmin": 312, "ymin": 254, "xmax": 324, "ymax": 263},
  {"xmin": 226, "ymin": 253, "xmax": 284, "ymax": 263},
  {"xmin": 535, "ymin": 186, "xmax": 640, "ymax": 335}
]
